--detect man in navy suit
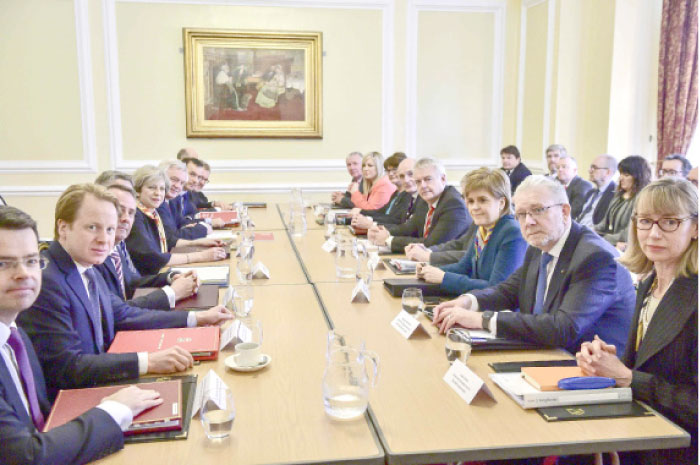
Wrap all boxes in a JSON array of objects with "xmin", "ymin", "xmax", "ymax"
[
  {"xmin": 95, "ymin": 184, "xmax": 199, "ymax": 310},
  {"xmin": 0, "ymin": 205, "xmax": 164, "ymax": 465},
  {"xmin": 557, "ymin": 155, "xmax": 593, "ymax": 219},
  {"xmin": 367, "ymin": 157, "xmax": 471, "ymax": 252},
  {"xmin": 18, "ymin": 184, "xmax": 232, "ymax": 396},
  {"xmin": 500, "ymin": 145, "xmax": 532, "ymax": 194},
  {"xmin": 433, "ymin": 175, "xmax": 635, "ymax": 354},
  {"xmin": 576, "ymin": 154, "xmax": 617, "ymax": 228},
  {"xmin": 158, "ymin": 160, "xmax": 211, "ymax": 240}
]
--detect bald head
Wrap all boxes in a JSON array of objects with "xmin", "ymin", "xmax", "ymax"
[{"xmin": 397, "ymin": 158, "xmax": 416, "ymax": 194}]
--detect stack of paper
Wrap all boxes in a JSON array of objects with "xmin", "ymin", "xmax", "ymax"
[{"xmin": 171, "ymin": 266, "xmax": 230, "ymax": 286}]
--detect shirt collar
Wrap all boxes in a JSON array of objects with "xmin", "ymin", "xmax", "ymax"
[
  {"xmin": 73, "ymin": 261, "xmax": 91, "ymax": 276},
  {"xmin": 598, "ymin": 179, "xmax": 613, "ymax": 193},
  {"xmin": 0, "ymin": 320, "xmax": 17, "ymax": 347},
  {"xmin": 546, "ymin": 221, "xmax": 572, "ymax": 259}
]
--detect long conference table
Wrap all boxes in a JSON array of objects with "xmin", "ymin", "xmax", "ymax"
[{"xmin": 97, "ymin": 204, "xmax": 690, "ymax": 465}]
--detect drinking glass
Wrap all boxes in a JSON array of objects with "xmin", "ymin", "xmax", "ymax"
[
  {"xmin": 356, "ymin": 243, "xmax": 373, "ymax": 285},
  {"xmin": 401, "ymin": 288, "xmax": 424, "ymax": 317},
  {"xmin": 289, "ymin": 209, "xmax": 307, "ymax": 238},
  {"xmin": 233, "ymin": 285, "xmax": 254, "ymax": 318},
  {"xmin": 239, "ymin": 238, "xmax": 255, "ymax": 262},
  {"xmin": 236, "ymin": 258, "xmax": 253, "ymax": 284},
  {"xmin": 445, "ymin": 328, "xmax": 472, "ymax": 365},
  {"xmin": 335, "ymin": 235, "xmax": 357, "ymax": 280},
  {"xmin": 201, "ymin": 390, "xmax": 235, "ymax": 440}
]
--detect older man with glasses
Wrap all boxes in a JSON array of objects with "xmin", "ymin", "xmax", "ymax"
[
  {"xmin": 433, "ymin": 175, "xmax": 635, "ymax": 354},
  {"xmin": 575, "ymin": 154, "xmax": 618, "ymax": 228},
  {"xmin": 658, "ymin": 153, "xmax": 692, "ymax": 179}
]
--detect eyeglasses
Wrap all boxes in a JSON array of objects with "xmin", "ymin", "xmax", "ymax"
[
  {"xmin": 589, "ymin": 165, "xmax": 607, "ymax": 171},
  {"xmin": 658, "ymin": 169, "xmax": 682, "ymax": 177},
  {"xmin": 0, "ymin": 257, "xmax": 48, "ymax": 272},
  {"xmin": 514, "ymin": 204, "xmax": 562, "ymax": 222},
  {"xmin": 634, "ymin": 216, "xmax": 695, "ymax": 232}
]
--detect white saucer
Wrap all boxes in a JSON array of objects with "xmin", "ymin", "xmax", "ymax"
[{"xmin": 225, "ymin": 353, "xmax": 271, "ymax": 372}]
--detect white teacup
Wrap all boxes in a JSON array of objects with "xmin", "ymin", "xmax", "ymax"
[{"xmin": 235, "ymin": 342, "xmax": 262, "ymax": 367}]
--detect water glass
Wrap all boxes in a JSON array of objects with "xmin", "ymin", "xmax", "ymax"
[
  {"xmin": 445, "ymin": 328, "xmax": 472, "ymax": 365},
  {"xmin": 356, "ymin": 244, "xmax": 373, "ymax": 285},
  {"xmin": 335, "ymin": 235, "xmax": 357, "ymax": 280},
  {"xmin": 239, "ymin": 238, "xmax": 255, "ymax": 262},
  {"xmin": 233, "ymin": 285, "xmax": 254, "ymax": 318},
  {"xmin": 236, "ymin": 258, "xmax": 253, "ymax": 283},
  {"xmin": 201, "ymin": 390, "xmax": 236, "ymax": 440},
  {"xmin": 401, "ymin": 288, "xmax": 424, "ymax": 317},
  {"xmin": 289, "ymin": 209, "xmax": 307, "ymax": 238}
]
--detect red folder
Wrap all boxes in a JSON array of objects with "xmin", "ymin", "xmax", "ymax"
[
  {"xmin": 254, "ymin": 232, "xmax": 274, "ymax": 241},
  {"xmin": 198, "ymin": 211, "xmax": 239, "ymax": 225},
  {"xmin": 133, "ymin": 284, "xmax": 220, "ymax": 310},
  {"xmin": 108, "ymin": 326, "xmax": 220, "ymax": 360},
  {"xmin": 44, "ymin": 380, "xmax": 182, "ymax": 435}
]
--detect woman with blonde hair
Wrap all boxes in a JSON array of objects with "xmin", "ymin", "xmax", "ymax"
[
  {"xmin": 348, "ymin": 151, "xmax": 397, "ymax": 210},
  {"xmin": 577, "ymin": 177, "xmax": 697, "ymax": 465},
  {"xmin": 417, "ymin": 167, "xmax": 526, "ymax": 295}
]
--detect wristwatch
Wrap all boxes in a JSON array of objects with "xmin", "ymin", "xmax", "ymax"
[{"xmin": 481, "ymin": 311, "xmax": 494, "ymax": 331}]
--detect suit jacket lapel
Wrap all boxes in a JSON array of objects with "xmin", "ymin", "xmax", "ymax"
[
  {"xmin": 522, "ymin": 248, "xmax": 541, "ymax": 313},
  {"xmin": 634, "ymin": 276, "xmax": 697, "ymax": 368},
  {"xmin": 0, "ymin": 359, "xmax": 33, "ymax": 426},
  {"xmin": 543, "ymin": 223, "xmax": 582, "ymax": 312}
]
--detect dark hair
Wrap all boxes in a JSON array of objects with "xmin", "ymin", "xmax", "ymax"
[
  {"xmin": 177, "ymin": 148, "xmax": 189, "ymax": 160},
  {"xmin": 500, "ymin": 145, "xmax": 521, "ymax": 160},
  {"xmin": 0, "ymin": 206, "xmax": 39, "ymax": 240},
  {"xmin": 618, "ymin": 155, "xmax": 652, "ymax": 195},
  {"xmin": 663, "ymin": 154, "xmax": 692, "ymax": 177},
  {"xmin": 384, "ymin": 152, "xmax": 407, "ymax": 171},
  {"xmin": 182, "ymin": 157, "xmax": 204, "ymax": 168},
  {"xmin": 202, "ymin": 162, "xmax": 211, "ymax": 172},
  {"xmin": 95, "ymin": 170, "xmax": 133, "ymax": 187}
]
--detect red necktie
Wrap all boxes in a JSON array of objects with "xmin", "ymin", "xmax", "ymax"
[{"xmin": 423, "ymin": 205, "xmax": 435, "ymax": 238}]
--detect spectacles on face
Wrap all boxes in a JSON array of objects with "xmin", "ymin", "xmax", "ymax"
[
  {"xmin": 0, "ymin": 257, "xmax": 48, "ymax": 272},
  {"xmin": 589, "ymin": 165, "xmax": 607, "ymax": 172},
  {"xmin": 658, "ymin": 169, "xmax": 682, "ymax": 177},
  {"xmin": 514, "ymin": 204, "xmax": 562, "ymax": 222},
  {"xmin": 634, "ymin": 215, "xmax": 695, "ymax": 232}
]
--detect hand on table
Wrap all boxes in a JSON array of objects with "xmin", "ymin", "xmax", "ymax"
[
  {"xmin": 416, "ymin": 263, "xmax": 444, "ymax": 284},
  {"xmin": 367, "ymin": 225, "xmax": 389, "ymax": 245},
  {"xmin": 171, "ymin": 270, "xmax": 199, "ymax": 300},
  {"xmin": 103, "ymin": 386, "xmax": 163, "ymax": 417},
  {"xmin": 196, "ymin": 304, "xmax": 233, "ymax": 326},
  {"xmin": 331, "ymin": 191, "xmax": 344, "ymax": 203},
  {"xmin": 351, "ymin": 215, "xmax": 374, "ymax": 230},
  {"xmin": 405, "ymin": 243, "xmax": 431, "ymax": 262},
  {"xmin": 432, "ymin": 305, "xmax": 482, "ymax": 334},
  {"xmin": 147, "ymin": 346, "xmax": 194, "ymax": 374},
  {"xmin": 576, "ymin": 335, "xmax": 632, "ymax": 387}
]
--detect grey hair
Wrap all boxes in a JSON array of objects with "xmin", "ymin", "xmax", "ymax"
[
  {"xmin": 346, "ymin": 151, "xmax": 362, "ymax": 161},
  {"xmin": 158, "ymin": 160, "xmax": 187, "ymax": 175},
  {"xmin": 514, "ymin": 175, "xmax": 569, "ymax": 205},
  {"xmin": 597, "ymin": 154, "xmax": 618, "ymax": 172},
  {"xmin": 414, "ymin": 157, "xmax": 446, "ymax": 177},
  {"xmin": 132, "ymin": 165, "xmax": 170, "ymax": 194},
  {"xmin": 546, "ymin": 144, "xmax": 567, "ymax": 156},
  {"xmin": 559, "ymin": 155, "xmax": 578, "ymax": 168}
]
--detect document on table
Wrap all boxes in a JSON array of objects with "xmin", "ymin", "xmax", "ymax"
[{"xmin": 171, "ymin": 266, "xmax": 229, "ymax": 285}]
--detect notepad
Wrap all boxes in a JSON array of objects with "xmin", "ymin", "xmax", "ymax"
[{"xmin": 171, "ymin": 266, "xmax": 229, "ymax": 286}]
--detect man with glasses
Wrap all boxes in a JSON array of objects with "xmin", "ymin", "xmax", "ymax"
[
  {"xmin": 658, "ymin": 153, "xmax": 692, "ymax": 179},
  {"xmin": 190, "ymin": 162, "xmax": 232, "ymax": 211},
  {"xmin": 556, "ymin": 155, "xmax": 593, "ymax": 219},
  {"xmin": 0, "ymin": 205, "xmax": 167, "ymax": 464},
  {"xmin": 433, "ymin": 175, "xmax": 635, "ymax": 354},
  {"xmin": 688, "ymin": 166, "xmax": 698, "ymax": 188},
  {"xmin": 575, "ymin": 154, "xmax": 617, "ymax": 228}
]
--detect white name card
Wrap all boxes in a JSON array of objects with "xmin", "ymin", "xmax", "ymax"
[
  {"xmin": 219, "ymin": 320, "xmax": 252, "ymax": 351},
  {"xmin": 443, "ymin": 360, "xmax": 495, "ymax": 404},
  {"xmin": 321, "ymin": 238, "xmax": 337, "ymax": 253},
  {"xmin": 351, "ymin": 280, "xmax": 371, "ymax": 303},
  {"xmin": 252, "ymin": 261, "xmax": 271, "ymax": 279},
  {"xmin": 391, "ymin": 310, "xmax": 430, "ymax": 339},
  {"xmin": 191, "ymin": 370, "xmax": 230, "ymax": 418}
]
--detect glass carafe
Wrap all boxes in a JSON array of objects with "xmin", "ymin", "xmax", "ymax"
[{"xmin": 322, "ymin": 347, "xmax": 379, "ymax": 421}]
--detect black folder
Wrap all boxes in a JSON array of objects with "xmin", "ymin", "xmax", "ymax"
[
  {"xmin": 383, "ymin": 278, "xmax": 452, "ymax": 297},
  {"xmin": 537, "ymin": 401, "xmax": 654, "ymax": 422}
]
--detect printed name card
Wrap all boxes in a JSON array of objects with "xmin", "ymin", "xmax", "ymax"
[
  {"xmin": 191, "ymin": 370, "xmax": 230, "ymax": 418},
  {"xmin": 351, "ymin": 280, "xmax": 371, "ymax": 303},
  {"xmin": 219, "ymin": 320, "xmax": 252, "ymax": 351},
  {"xmin": 252, "ymin": 262, "xmax": 271, "ymax": 279},
  {"xmin": 443, "ymin": 360, "xmax": 495, "ymax": 404},
  {"xmin": 321, "ymin": 238, "xmax": 337, "ymax": 253},
  {"xmin": 390, "ymin": 310, "xmax": 431, "ymax": 339},
  {"xmin": 369, "ymin": 254, "xmax": 385, "ymax": 270}
]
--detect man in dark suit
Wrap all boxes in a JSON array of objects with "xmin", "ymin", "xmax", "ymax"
[
  {"xmin": 557, "ymin": 155, "xmax": 593, "ymax": 219},
  {"xmin": 158, "ymin": 160, "xmax": 212, "ymax": 240},
  {"xmin": 367, "ymin": 157, "xmax": 471, "ymax": 253},
  {"xmin": 331, "ymin": 151, "xmax": 363, "ymax": 208},
  {"xmin": 433, "ymin": 175, "xmax": 635, "ymax": 354},
  {"xmin": 500, "ymin": 145, "xmax": 532, "ymax": 194},
  {"xmin": 350, "ymin": 158, "xmax": 419, "ymax": 229},
  {"xmin": 190, "ymin": 161, "xmax": 232, "ymax": 211},
  {"xmin": 95, "ymin": 184, "xmax": 198, "ymax": 310},
  {"xmin": 17, "ymin": 184, "xmax": 232, "ymax": 396},
  {"xmin": 0, "ymin": 205, "xmax": 164, "ymax": 465},
  {"xmin": 575, "ymin": 154, "xmax": 617, "ymax": 228}
]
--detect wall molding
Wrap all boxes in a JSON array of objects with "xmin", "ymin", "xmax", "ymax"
[
  {"xmin": 515, "ymin": 0, "xmax": 555, "ymax": 160},
  {"xmin": 0, "ymin": 0, "xmax": 98, "ymax": 174},
  {"xmin": 104, "ymin": 0, "xmax": 395, "ymax": 172},
  {"xmin": 406, "ymin": 0, "xmax": 505, "ymax": 162}
]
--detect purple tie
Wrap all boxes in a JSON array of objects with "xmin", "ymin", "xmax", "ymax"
[
  {"xmin": 110, "ymin": 247, "xmax": 125, "ymax": 299},
  {"xmin": 7, "ymin": 328, "xmax": 45, "ymax": 430}
]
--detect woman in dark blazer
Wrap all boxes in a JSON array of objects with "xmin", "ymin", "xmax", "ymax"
[
  {"xmin": 577, "ymin": 178, "xmax": 698, "ymax": 465},
  {"xmin": 125, "ymin": 165, "xmax": 227, "ymax": 275},
  {"xmin": 417, "ymin": 168, "xmax": 527, "ymax": 295}
]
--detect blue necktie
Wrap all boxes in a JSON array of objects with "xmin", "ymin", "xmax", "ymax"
[
  {"xmin": 533, "ymin": 253, "xmax": 553, "ymax": 315},
  {"xmin": 119, "ymin": 241, "xmax": 138, "ymax": 275},
  {"xmin": 84, "ymin": 268, "xmax": 105, "ymax": 352},
  {"xmin": 385, "ymin": 195, "xmax": 398, "ymax": 214}
]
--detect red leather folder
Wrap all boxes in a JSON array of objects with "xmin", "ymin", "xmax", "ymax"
[
  {"xmin": 198, "ymin": 210, "xmax": 239, "ymax": 225},
  {"xmin": 133, "ymin": 284, "xmax": 220, "ymax": 310},
  {"xmin": 108, "ymin": 326, "xmax": 220, "ymax": 360},
  {"xmin": 44, "ymin": 380, "xmax": 182, "ymax": 435},
  {"xmin": 349, "ymin": 226, "xmax": 368, "ymax": 236},
  {"xmin": 254, "ymin": 232, "xmax": 274, "ymax": 241}
]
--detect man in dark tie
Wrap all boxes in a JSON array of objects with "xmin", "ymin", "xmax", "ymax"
[
  {"xmin": 575, "ymin": 154, "xmax": 617, "ymax": 228},
  {"xmin": 94, "ymin": 184, "xmax": 199, "ymax": 310},
  {"xmin": 433, "ymin": 175, "xmax": 635, "ymax": 354},
  {"xmin": 17, "ymin": 184, "xmax": 232, "ymax": 397},
  {"xmin": 500, "ymin": 145, "xmax": 532, "ymax": 194},
  {"xmin": 367, "ymin": 157, "xmax": 471, "ymax": 252},
  {"xmin": 0, "ymin": 205, "xmax": 166, "ymax": 465},
  {"xmin": 557, "ymin": 155, "xmax": 593, "ymax": 219}
]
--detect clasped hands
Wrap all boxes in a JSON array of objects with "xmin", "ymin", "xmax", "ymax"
[
  {"xmin": 576, "ymin": 335, "xmax": 632, "ymax": 387},
  {"xmin": 431, "ymin": 296, "xmax": 482, "ymax": 334}
]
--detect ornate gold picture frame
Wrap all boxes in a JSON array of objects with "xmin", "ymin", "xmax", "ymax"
[{"xmin": 183, "ymin": 28, "xmax": 322, "ymax": 138}]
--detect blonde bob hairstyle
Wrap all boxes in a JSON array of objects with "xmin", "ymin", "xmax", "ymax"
[
  {"xmin": 619, "ymin": 177, "xmax": 698, "ymax": 278},
  {"xmin": 361, "ymin": 151, "xmax": 384, "ymax": 193},
  {"xmin": 132, "ymin": 165, "xmax": 170, "ymax": 197},
  {"xmin": 461, "ymin": 167, "xmax": 512, "ymax": 217}
]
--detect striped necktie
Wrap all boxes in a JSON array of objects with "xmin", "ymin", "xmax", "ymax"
[
  {"xmin": 423, "ymin": 205, "xmax": 436, "ymax": 238},
  {"xmin": 110, "ymin": 247, "xmax": 126, "ymax": 299}
]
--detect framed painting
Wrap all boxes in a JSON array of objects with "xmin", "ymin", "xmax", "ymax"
[{"xmin": 183, "ymin": 28, "xmax": 322, "ymax": 138}]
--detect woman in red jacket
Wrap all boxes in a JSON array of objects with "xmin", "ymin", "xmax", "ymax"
[{"xmin": 349, "ymin": 152, "xmax": 397, "ymax": 210}]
